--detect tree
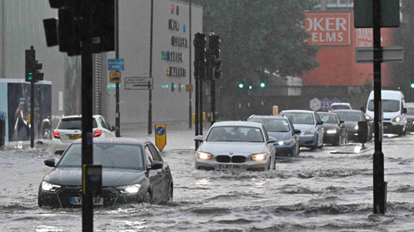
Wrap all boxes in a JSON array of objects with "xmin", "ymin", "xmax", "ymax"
[{"xmin": 185, "ymin": 0, "xmax": 319, "ymax": 82}]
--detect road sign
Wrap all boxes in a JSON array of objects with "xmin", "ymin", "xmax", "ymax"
[
  {"xmin": 124, "ymin": 77, "xmax": 153, "ymax": 90},
  {"xmin": 356, "ymin": 47, "xmax": 404, "ymax": 63},
  {"xmin": 321, "ymin": 98, "xmax": 331, "ymax": 111},
  {"xmin": 310, "ymin": 98, "xmax": 321, "ymax": 111},
  {"xmin": 155, "ymin": 124, "xmax": 166, "ymax": 151},
  {"xmin": 109, "ymin": 71, "xmax": 121, "ymax": 83},
  {"xmin": 185, "ymin": 84, "xmax": 193, "ymax": 92},
  {"xmin": 354, "ymin": 0, "xmax": 400, "ymax": 28},
  {"xmin": 330, "ymin": 98, "xmax": 340, "ymax": 105},
  {"xmin": 273, "ymin": 105, "xmax": 279, "ymax": 116},
  {"xmin": 108, "ymin": 59, "xmax": 124, "ymax": 71}
]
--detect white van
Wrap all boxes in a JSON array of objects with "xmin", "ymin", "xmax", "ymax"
[{"xmin": 365, "ymin": 90, "xmax": 407, "ymax": 136}]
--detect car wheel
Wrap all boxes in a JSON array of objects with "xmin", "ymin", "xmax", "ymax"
[
  {"xmin": 144, "ymin": 191, "xmax": 152, "ymax": 203},
  {"xmin": 403, "ymin": 126, "xmax": 407, "ymax": 135},
  {"xmin": 398, "ymin": 128, "xmax": 403, "ymax": 137}
]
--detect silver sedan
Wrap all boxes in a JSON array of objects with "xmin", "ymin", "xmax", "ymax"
[{"xmin": 194, "ymin": 121, "xmax": 277, "ymax": 172}]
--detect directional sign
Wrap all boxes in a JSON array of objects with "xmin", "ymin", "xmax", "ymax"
[
  {"xmin": 310, "ymin": 98, "xmax": 321, "ymax": 111},
  {"xmin": 321, "ymin": 98, "xmax": 331, "ymax": 111},
  {"xmin": 356, "ymin": 47, "xmax": 404, "ymax": 63},
  {"xmin": 330, "ymin": 98, "xmax": 341, "ymax": 105},
  {"xmin": 108, "ymin": 59, "xmax": 124, "ymax": 71},
  {"xmin": 155, "ymin": 124, "xmax": 166, "ymax": 151},
  {"xmin": 109, "ymin": 71, "xmax": 121, "ymax": 83},
  {"xmin": 185, "ymin": 84, "xmax": 193, "ymax": 92},
  {"xmin": 125, "ymin": 77, "xmax": 153, "ymax": 90}
]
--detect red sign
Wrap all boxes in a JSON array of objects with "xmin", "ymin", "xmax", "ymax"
[
  {"xmin": 304, "ymin": 13, "xmax": 351, "ymax": 45},
  {"xmin": 356, "ymin": 28, "xmax": 373, "ymax": 47}
]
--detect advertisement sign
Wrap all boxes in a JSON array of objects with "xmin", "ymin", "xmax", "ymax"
[
  {"xmin": 304, "ymin": 13, "xmax": 351, "ymax": 45},
  {"xmin": 356, "ymin": 28, "xmax": 373, "ymax": 47}
]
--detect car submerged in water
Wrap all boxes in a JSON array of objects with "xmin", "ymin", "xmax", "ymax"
[
  {"xmin": 194, "ymin": 121, "xmax": 277, "ymax": 171},
  {"xmin": 38, "ymin": 137, "xmax": 173, "ymax": 208}
]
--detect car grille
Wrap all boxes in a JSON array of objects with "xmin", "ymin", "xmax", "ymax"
[
  {"xmin": 216, "ymin": 155, "xmax": 246, "ymax": 163},
  {"xmin": 57, "ymin": 188, "xmax": 118, "ymax": 207}
]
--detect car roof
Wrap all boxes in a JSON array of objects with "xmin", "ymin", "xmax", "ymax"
[
  {"xmin": 280, "ymin": 110, "xmax": 315, "ymax": 113},
  {"xmin": 330, "ymin": 103, "xmax": 350, "ymax": 106},
  {"xmin": 60, "ymin": 115, "xmax": 103, "ymax": 119},
  {"xmin": 331, "ymin": 109, "xmax": 362, "ymax": 113},
  {"xmin": 73, "ymin": 137, "xmax": 147, "ymax": 145},
  {"xmin": 317, "ymin": 112, "xmax": 337, "ymax": 115},
  {"xmin": 212, "ymin": 121, "xmax": 263, "ymax": 128},
  {"xmin": 247, "ymin": 115, "xmax": 287, "ymax": 120}
]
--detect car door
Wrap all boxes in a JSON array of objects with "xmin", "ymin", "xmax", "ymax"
[
  {"xmin": 144, "ymin": 144, "xmax": 162, "ymax": 202},
  {"xmin": 148, "ymin": 143, "xmax": 172, "ymax": 201}
]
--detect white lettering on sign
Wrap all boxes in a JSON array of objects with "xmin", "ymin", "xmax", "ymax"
[
  {"xmin": 305, "ymin": 13, "xmax": 350, "ymax": 45},
  {"xmin": 306, "ymin": 17, "xmax": 347, "ymax": 32},
  {"xmin": 356, "ymin": 28, "xmax": 373, "ymax": 47}
]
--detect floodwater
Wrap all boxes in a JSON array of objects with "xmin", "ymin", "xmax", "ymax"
[{"xmin": 1, "ymin": 134, "xmax": 414, "ymax": 231}]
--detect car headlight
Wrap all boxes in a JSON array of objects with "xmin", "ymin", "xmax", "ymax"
[
  {"xmin": 392, "ymin": 116, "xmax": 401, "ymax": 122},
  {"xmin": 354, "ymin": 125, "xmax": 359, "ymax": 130},
  {"xmin": 115, "ymin": 184, "xmax": 142, "ymax": 194},
  {"xmin": 197, "ymin": 152, "xmax": 213, "ymax": 160},
  {"xmin": 250, "ymin": 153, "xmax": 267, "ymax": 161},
  {"xmin": 304, "ymin": 129, "xmax": 315, "ymax": 135},
  {"xmin": 41, "ymin": 181, "xmax": 61, "ymax": 192},
  {"xmin": 277, "ymin": 139, "xmax": 292, "ymax": 145},
  {"xmin": 326, "ymin": 129, "xmax": 337, "ymax": 134}
]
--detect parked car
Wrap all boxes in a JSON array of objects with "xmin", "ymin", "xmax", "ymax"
[
  {"xmin": 328, "ymin": 103, "xmax": 352, "ymax": 112},
  {"xmin": 404, "ymin": 103, "xmax": 414, "ymax": 132},
  {"xmin": 365, "ymin": 90, "xmax": 407, "ymax": 136},
  {"xmin": 38, "ymin": 137, "xmax": 173, "ymax": 208},
  {"xmin": 246, "ymin": 115, "xmax": 301, "ymax": 158},
  {"xmin": 317, "ymin": 112, "xmax": 348, "ymax": 146},
  {"xmin": 279, "ymin": 110, "xmax": 324, "ymax": 150},
  {"xmin": 332, "ymin": 110, "xmax": 373, "ymax": 142},
  {"xmin": 194, "ymin": 121, "xmax": 276, "ymax": 171},
  {"xmin": 50, "ymin": 115, "xmax": 118, "ymax": 155}
]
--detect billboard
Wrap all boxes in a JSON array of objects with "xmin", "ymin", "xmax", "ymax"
[{"xmin": 304, "ymin": 13, "xmax": 351, "ymax": 45}]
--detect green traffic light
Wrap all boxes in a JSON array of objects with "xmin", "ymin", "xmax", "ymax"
[
  {"xmin": 238, "ymin": 83, "xmax": 244, "ymax": 89},
  {"xmin": 248, "ymin": 85, "xmax": 253, "ymax": 90},
  {"xmin": 28, "ymin": 72, "xmax": 34, "ymax": 81},
  {"xmin": 411, "ymin": 83, "xmax": 414, "ymax": 89},
  {"xmin": 260, "ymin": 82, "xmax": 266, "ymax": 88}
]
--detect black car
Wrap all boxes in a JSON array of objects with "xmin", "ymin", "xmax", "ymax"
[
  {"xmin": 332, "ymin": 110, "xmax": 373, "ymax": 142},
  {"xmin": 406, "ymin": 106, "xmax": 414, "ymax": 132},
  {"xmin": 317, "ymin": 112, "xmax": 348, "ymax": 146},
  {"xmin": 38, "ymin": 137, "xmax": 173, "ymax": 208}
]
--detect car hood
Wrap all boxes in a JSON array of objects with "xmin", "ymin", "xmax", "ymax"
[
  {"xmin": 322, "ymin": 124, "xmax": 338, "ymax": 130},
  {"xmin": 200, "ymin": 142, "xmax": 266, "ymax": 155},
  {"xmin": 44, "ymin": 167, "xmax": 146, "ymax": 186},
  {"xmin": 267, "ymin": 132, "xmax": 291, "ymax": 141},
  {"xmin": 292, "ymin": 124, "xmax": 316, "ymax": 134},
  {"xmin": 344, "ymin": 121, "xmax": 357, "ymax": 129}
]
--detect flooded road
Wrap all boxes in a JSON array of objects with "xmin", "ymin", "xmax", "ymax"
[{"xmin": 1, "ymin": 134, "xmax": 414, "ymax": 231}]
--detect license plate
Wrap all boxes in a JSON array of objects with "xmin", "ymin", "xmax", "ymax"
[
  {"xmin": 220, "ymin": 164, "xmax": 242, "ymax": 169},
  {"xmin": 70, "ymin": 196, "xmax": 103, "ymax": 205},
  {"xmin": 68, "ymin": 134, "xmax": 81, "ymax": 140}
]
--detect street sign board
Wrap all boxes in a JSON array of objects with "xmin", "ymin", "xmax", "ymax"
[
  {"xmin": 321, "ymin": 98, "xmax": 331, "ymax": 111},
  {"xmin": 356, "ymin": 46, "xmax": 404, "ymax": 63},
  {"xmin": 109, "ymin": 71, "xmax": 121, "ymax": 83},
  {"xmin": 155, "ymin": 124, "xmax": 166, "ymax": 151},
  {"xmin": 108, "ymin": 59, "xmax": 124, "ymax": 71},
  {"xmin": 185, "ymin": 84, "xmax": 193, "ymax": 92},
  {"xmin": 124, "ymin": 77, "xmax": 153, "ymax": 90},
  {"xmin": 310, "ymin": 98, "xmax": 321, "ymax": 111},
  {"xmin": 354, "ymin": 0, "xmax": 400, "ymax": 28},
  {"xmin": 330, "ymin": 98, "xmax": 341, "ymax": 105}
]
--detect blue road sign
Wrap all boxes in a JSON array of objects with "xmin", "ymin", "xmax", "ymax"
[
  {"xmin": 321, "ymin": 98, "xmax": 331, "ymax": 111},
  {"xmin": 108, "ymin": 59, "xmax": 125, "ymax": 71},
  {"xmin": 330, "ymin": 98, "xmax": 341, "ymax": 105},
  {"xmin": 156, "ymin": 126, "xmax": 165, "ymax": 136}
]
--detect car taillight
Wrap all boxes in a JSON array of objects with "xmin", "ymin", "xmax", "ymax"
[
  {"xmin": 53, "ymin": 131, "xmax": 60, "ymax": 139},
  {"xmin": 94, "ymin": 129, "xmax": 102, "ymax": 137}
]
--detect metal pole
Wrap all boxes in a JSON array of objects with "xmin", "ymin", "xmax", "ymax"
[
  {"xmin": 195, "ymin": 77, "xmax": 199, "ymax": 150},
  {"xmin": 148, "ymin": 0, "xmax": 154, "ymax": 135},
  {"xmin": 373, "ymin": 0, "xmax": 385, "ymax": 214},
  {"xmin": 81, "ymin": 0, "xmax": 94, "ymax": 230},
  {"xmin": 30, "ymin": 80, "xmax": 34, "ymax": 148},
  {"xmin": 211, "ymin": 70, "xmax": 215, "ymax": 126},
  {"xmin": 189, "ymin": 0, "xmax": 192, "ymax": 129},
  {"xmin": 115, "ymin": 0, "xmax": 121, "ymax": 137},
  {"xmin": 200, "ymin": 79, "xmax": 203, "ymax": 136}
]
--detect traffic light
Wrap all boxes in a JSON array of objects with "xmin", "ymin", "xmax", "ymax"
[
  {"xmin": 194, "ymin": 33, "xmax": 206, "ymax": 80},
  {"xmin": 34, "ymin": 60, "xmax": 44, "ymax": 82},
  {"xmin": 208, "ymin": 33, "xmax": 221, "ymax": 79},
  {"xmin": 238, "ymin": 80, "xmax": 245, "ymax": 89},
  {"xmin": 248, "ymin": 81, "xmax": 253, "ymax": 90},
  {"xmin": 25, "ymin": 48, "xmax": 35, "ymax": 82},
  {"xmin": 259, "ymin": 77, "xmax": 267, "ymax": 88},
  {"xmin": 43, "ymin": 0, "xmax": 114, "ymax": 55},
  {"xmin": 411, "ymin": 79, "xmax": 414, "ymax": 89}
]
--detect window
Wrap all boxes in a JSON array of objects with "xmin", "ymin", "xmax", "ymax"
[
  {"xmin": 58, "ymin": 118, "xmax": 97, "ymax": 129},
  {"xmin": 145, "ymin": 146, "xmax": 154, "ymax": 167}
]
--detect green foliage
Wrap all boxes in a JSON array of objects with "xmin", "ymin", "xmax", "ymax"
[{"xmin": 184, "ymin": 0, "xmax": 319, "ymax": 78}]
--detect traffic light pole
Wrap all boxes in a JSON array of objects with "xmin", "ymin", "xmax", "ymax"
[
  {"xmin": 373, "ymin": 0, "xmax": 385, "ymax": 214},
  {"xmin": 211, "ymin": 69, "xmax": 216, "ymax": 126},
  {"xmin": 30, "ymin": 80, "xmax": 34, "ymax": 148},
  {"xmin": 115, "ymin": 0, "xmax": 121, "ymax": 137},
  {"xmin": 81, "ymin": 0, "xmax": 94, "ymax": 230}
]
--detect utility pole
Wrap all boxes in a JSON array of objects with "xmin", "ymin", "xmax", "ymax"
[
  {"xmin": 115, "ymin": 0, "xmax": 121, "ymax": 137},
  {"xmin": 148, "ymin": 0, "xmax": 154, "ymax": 135}
]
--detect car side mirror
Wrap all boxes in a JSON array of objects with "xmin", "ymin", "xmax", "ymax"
[
  {"xmin": 403, "ymin": 108, "xmax": 407, "ymax": 114},
  {"xmin": 294, "ymin": 129, "xmax": 301, "ymax": 134},
  {"xmin": 268, "ymin": 137, "xmax": 277, "ymax": 143},
  {"xmin": 194, "ymin": 135, "xmax": 204, "ymax": 142},
  {"xmin": 340, "ymin": 120, "xmax": 345, "ymax": 124},
  {"xmin": 318, "ymin": 121, "xmax": 323, "ymax": 125},
  {"xmin": 150, "ymin": 161, "xmax": 163, "ymax": 170},
  {"xmin": 111, "ymin": 125, "xmax": 119, "ymax": 132},
  {"xmin": 44, "ymin": 158, "xmax": 55, "ymax": 167}
]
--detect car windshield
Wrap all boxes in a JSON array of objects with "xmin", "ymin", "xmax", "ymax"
[
  {"xmin": 58, "ymin": 118, "xmax": 98, "ymax": 130},
  {"xmin": 367, "ymin": 100, "xmax": 400, "ymax": 112},
  {"xmin": 58, "ymin": 144, "xmax": 144, "ymax": 170},
  {"xmin": 334, "ymin": 112, "xmax": 362, "ymax": 122},
  {"xmin": 319, "ymin": 114, "xmax": 337, "ymax": 123},
  {"xmin": 248, "ymin": 118, "xmax": 290, "ymax": 132},
  {"xmin": 281, "ymin": 112, "xmax": 314, "ymax": 125},
  {"xmin": 206, "ymin": 126, "xmax": 264, "ymax": 142},
  {"xmin": 330, "ymin": 105, "xmax": 350, "ymax": 110}
]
